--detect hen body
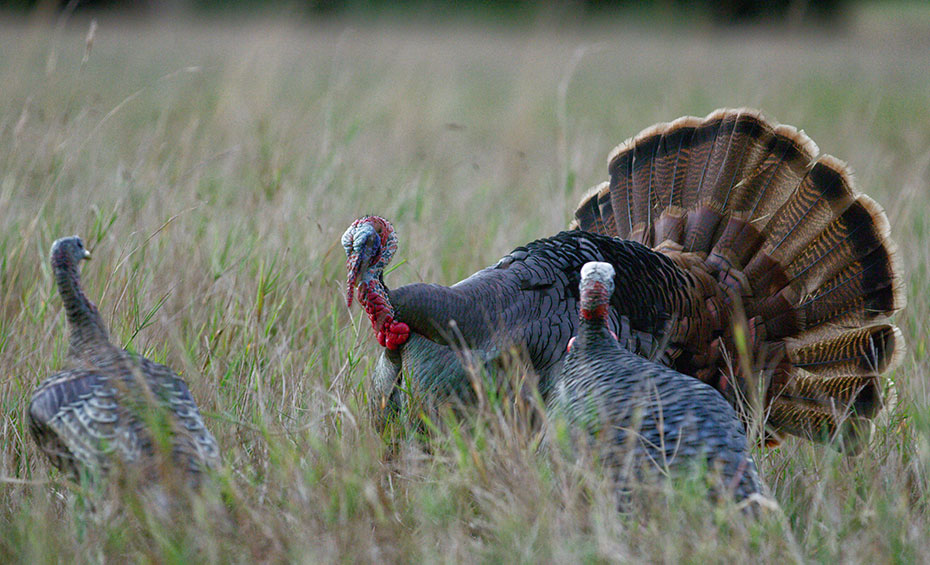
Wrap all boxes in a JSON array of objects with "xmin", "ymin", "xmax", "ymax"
[
  {"xmin": 29, "ymin": 236, "xmax": 220, "ymax": 486},
  {"xmin": 550, "ymin": 262, "xmax": 762, "ymax": 502}
]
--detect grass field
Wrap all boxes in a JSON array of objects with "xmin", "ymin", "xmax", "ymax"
[{"xmin": 1, "ymin": 5, "xmax": 930, "ymax": 562}]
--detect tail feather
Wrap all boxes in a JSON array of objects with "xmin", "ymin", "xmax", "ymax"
[
  {"xmin": 573, "ymin": 108, "xmax": 905, "ymax": 452},
  {"xmin": 573, "ymin": 182, "xmax": 611, "ymax": 236},
  {"xmin": 679, "ymin": 115, "xmax": 723, "ymax": 211},
  {"xmin": 751, "ymin": 158, "xmax": 857, "ymax": 272},
  {"xmin": 630, "ymin": 137, "xmax": 659, "ymax": 244},
  {"xmin": 683, "ymin": 110, "xmax": 765, "ymax": 253},
  {"xmin": 704, "ymin": 124, "xmax": 819, "ymax": 270},
  {"xmin": 799, "ymin": 246, "xmax": 900, "ymax": 327},
  {"xmin": 784, "ymin": 195, "xmax": 894, "ymax": 298},
  {"xmin": 767, "ymin": 400, "xmax": 873, "ymax": 454},
  {"xmin": 773, "ymin": 374, "xmax": 882, "ymax": 418},
  {"xmin": 737, "ymin": 124, "xmax": 819, "ymax": 220},
  {"xmin": 754, "ymin": 246, "xmax": 900, "ymax": 341},
  {"xmin": 787, "ymin": 325, "xmax": 903, "ymax": 377},
  {"xmin": 606, "ymin": 139, "xmax": 636, "ymax": 239}
]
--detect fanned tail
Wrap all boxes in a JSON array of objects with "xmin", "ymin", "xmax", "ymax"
[{"xmin": 572, "ymin": 108, "xmax": 905, "ymax": 452}]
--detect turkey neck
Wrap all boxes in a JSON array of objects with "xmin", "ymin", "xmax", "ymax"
[
  {"xmin": 388, "ymin": 282, "xmax": 501, "ymax": 346},
  {"xmin": 576, "ymin": 276, "xmax": 614, "ymax": 350},
  {"xmin": 574, "ymin": 319, "xmax": 615, "ymax": 351},
  {"xmin": 52, "ymin": 252, "xmax": 110, "ymax": 356}
]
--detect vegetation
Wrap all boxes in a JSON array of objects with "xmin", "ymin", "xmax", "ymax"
[{"xmin": 1, "ymin": 6, "xmax": 929, "ymax": 562}]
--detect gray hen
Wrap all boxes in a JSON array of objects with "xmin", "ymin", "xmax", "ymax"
[
  {"xmin": 549, "ymin": 261, "xmax": 763, "ymax": 502},
  {"xmin": 28, "ymin": 236, "xmax": 220, "ymax": 488}
]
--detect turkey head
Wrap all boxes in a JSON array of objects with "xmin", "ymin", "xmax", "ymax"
[
  {"xmin": 342, "ymin": 216, "xmax": 409, "ymax": 350},
  {"xmin": 51, "ymin": 235, "xmax": 92, "ymax": 265}
]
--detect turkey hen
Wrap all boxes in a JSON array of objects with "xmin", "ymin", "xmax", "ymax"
[
  {"xmin": 344, "ymin": 108, "xmax": 905, "ymax": 452},
  {"xmin": 550, "ymin": 261, "xmax": 763, "ymax": 503},
  {"xmin": 29, "ymin": 236, "xmax": 220, "ymax": 487}
]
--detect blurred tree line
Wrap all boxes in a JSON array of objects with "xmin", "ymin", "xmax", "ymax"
[{"xmin": 3, "ymin": 0, "xmax": 850, "ymax": 25}]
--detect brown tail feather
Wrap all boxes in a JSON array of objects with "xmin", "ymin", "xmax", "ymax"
[
  {"xmin": 754, "ymin": 247, "xmax": 901, "ymax": 341},
  {"xmin": 773, "ymin": 374, "xmax": 882, "ymax": 418},
  {"xmin": 767, "ymin": 400, "xmax": 873, "ymax": 454},
  {"xmin": 782, "ymin": 195, "xmax": 894, "ymax": 298},
  {"xmin": 573, "ymin": 182, "xmax": 612, "ymax": 236},
  {"xmin": 573, "ymin": 108, "xmax": 905, "ymax": 452},
  {"xmin": 786, "ymin": 325, "xmax": 903, "ymax": 378}
]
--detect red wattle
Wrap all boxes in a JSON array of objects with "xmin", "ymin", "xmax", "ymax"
[
  {"xmin": 360, "ymin": 283, "xmax": 410, "ymax": 349},
  {"xmin": 375, "ymin": 320, "xmax": 409, "ymax": 349},
  {"xmin": 384, "ymin": 321, "xmax": 409, "ymax": 350}
]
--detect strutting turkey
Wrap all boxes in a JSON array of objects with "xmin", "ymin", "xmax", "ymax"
[
  {"xmin": 28, "ymin": 236, "xmax": 220, "ymax": 488},
  {"xmin": 550, "ymin": 261, "xmax": 763, "ymax": 503},
  {"xmin": 343, "ymin": 108, "xmax": 905, "ymax": 452}
]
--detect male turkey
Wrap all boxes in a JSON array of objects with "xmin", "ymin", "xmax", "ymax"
[
  {"xmin": 343, "ymin": 108, "xmax": 905, "ymax": 452},
  {"xmin": 550, "ymin": 261, "xmax": 763, "ymax": 502},
  {"xmin": 29, "ymin": 236, "xmax": 220, "ymax": 487}
]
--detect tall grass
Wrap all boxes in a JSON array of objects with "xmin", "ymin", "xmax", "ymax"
[{"xmin": 1, "ymin": 8, "xmax": 929, "ymax": 562}]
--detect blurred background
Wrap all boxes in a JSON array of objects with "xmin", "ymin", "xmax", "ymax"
[{"xmin": 0, "ymin": 0, "xmax": 878, "ymax": 25}]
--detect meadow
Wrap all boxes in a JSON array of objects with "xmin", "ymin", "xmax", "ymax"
[{"xmin": 1, "ymin": 5, "xmax": 929, "ymax": 562}]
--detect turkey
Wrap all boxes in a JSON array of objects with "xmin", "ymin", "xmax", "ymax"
[
  {"xmin": 550, "ymin": 261, "xmax": 763, "ymax": 503},
  {"xmin": 343, "ymin": 108, "xmax": 905, "ymax": 452},
  {"xmin": 28, "ymin": 236, "xmax": 220, "ymax": 488}
]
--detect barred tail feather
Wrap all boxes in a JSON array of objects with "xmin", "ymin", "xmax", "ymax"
[
  {"xmin": 767, "ymin": 400, "xmax": 874, "ymax": 454},
  {"xmin": 786, "ymin": 325, "xmax": 904, "ymax": 379}
]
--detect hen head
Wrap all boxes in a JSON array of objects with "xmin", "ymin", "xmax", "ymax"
[
  {"xmin": 567, "ymin": 262, "xmax": 617, "ymax": 353},
  {"xmin": 50, "ymin": 235, "xmax": 92, "ymax": 268},
  {"xmin": 579, "ymin": 261, "xmax": 614, "ymax": 321}
]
